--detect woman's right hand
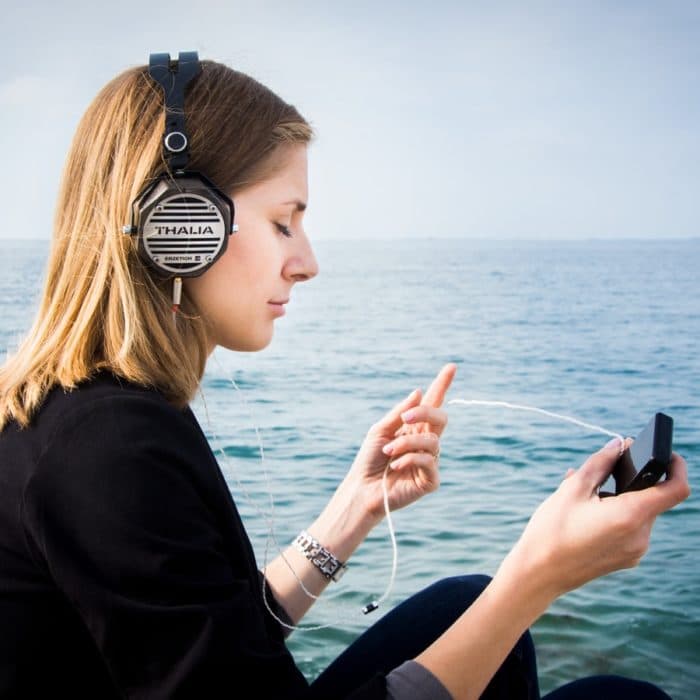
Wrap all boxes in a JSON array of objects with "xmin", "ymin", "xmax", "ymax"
[
  {"xmin": 415, "ymin": 439, "xmax": 689, "ymax": 700},
  {"xmin": 500, "ymin": 439, "xmax": 690, "ymax": 600}
]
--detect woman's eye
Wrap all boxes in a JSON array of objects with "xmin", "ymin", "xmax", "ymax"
[{"xmin": 274, "ymin": 222, "xmax": 293, "ymax": 238}]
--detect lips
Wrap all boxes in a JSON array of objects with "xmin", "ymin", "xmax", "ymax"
[{"xmin": 268, "ymin": 298, "xmax": 287, "ymax": 317}]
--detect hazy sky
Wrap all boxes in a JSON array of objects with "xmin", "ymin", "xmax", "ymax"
[{"xmin": 1, "ymin": 0, "xmax": 698, "ymax": 240}]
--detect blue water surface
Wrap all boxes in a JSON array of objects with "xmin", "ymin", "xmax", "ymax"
[{"xmin": 2, "ymin": 237, "xmax": 698, "ymax": 697}]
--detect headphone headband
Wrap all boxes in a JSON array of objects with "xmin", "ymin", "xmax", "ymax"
[{"xmin": 148, "ymin": 51, "xmax": 201, "ymax": 172}]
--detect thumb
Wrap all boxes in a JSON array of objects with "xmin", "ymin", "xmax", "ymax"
[{"xmin": 576, "ymin": 437, "xmax": 627, "ymax": 494}]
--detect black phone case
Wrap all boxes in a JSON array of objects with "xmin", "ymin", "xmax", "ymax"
[{"xmin": 613, "ymin": 413, "xmax": 673, "ymax": 494}]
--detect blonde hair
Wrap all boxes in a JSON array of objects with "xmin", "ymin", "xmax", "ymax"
[{"xmin": 0, "ymin": 59, "xmax": 313, "ymax": 430}]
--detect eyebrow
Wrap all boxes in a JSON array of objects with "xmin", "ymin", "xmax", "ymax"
[{"xmin": 282, "ymin": 199, "xmax": 307, "ymax": 212}]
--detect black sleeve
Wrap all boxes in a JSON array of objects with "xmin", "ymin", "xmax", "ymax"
[{"xmin": 21, "ymin": 393, "xmax": 310, "ymax": 699}]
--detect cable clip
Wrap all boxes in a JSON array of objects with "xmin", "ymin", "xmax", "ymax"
[{"xmin": 362, "ymin": 601, "xmax": 379, "ymax": 615}]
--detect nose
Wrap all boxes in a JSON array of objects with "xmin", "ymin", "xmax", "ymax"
[{"xmin": 283, "ymin": 229, "xmax": 319, "ymax": 282}]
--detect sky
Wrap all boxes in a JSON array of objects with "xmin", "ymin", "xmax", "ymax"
[{"xmin": 1, "ymin": 0, "xmax": 698, "ymax": 240}]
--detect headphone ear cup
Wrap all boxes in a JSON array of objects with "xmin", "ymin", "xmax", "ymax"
[{"xmin": 129, "ymin": 172, "xmax": 236, "ymax": 278}]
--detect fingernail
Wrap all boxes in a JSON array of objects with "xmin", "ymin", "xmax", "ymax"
[
  {"xmin": 605, "ymin": 437, "xmax": 623, "ymax": 451},
  {"xmin": 382, "ymin": 442, "xmax": 394, "ymax": 455},
  {"xmin": 401, "ymin": 410, "xmax": 416, "ymax": 423}
]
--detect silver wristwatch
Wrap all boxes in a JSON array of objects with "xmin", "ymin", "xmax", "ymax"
[{"xmin": 293, "ymin": 530, "xmax": 348, "ymax": 582}]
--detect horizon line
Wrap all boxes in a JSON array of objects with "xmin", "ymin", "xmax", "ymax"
[{"xmin": 1, "ymin": 235, "xmax": 698, "ymax": 243}]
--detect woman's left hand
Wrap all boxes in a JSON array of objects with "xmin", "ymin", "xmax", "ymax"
[{"xmin": 349, "ymin": 363, "xmax": 457, "ymax": 521}]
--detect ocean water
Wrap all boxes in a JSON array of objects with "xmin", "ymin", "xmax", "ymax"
[{"xmin": 2, "ymin": 237, "xmax": 698, "ymax": 697}]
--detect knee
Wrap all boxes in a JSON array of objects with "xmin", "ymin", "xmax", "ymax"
[
  {"xmin": 394, "ymin": 574, "xmax": 493, "ymax": 641},
  {"xmin": 437, "ymin": 573, "xmax": 492, "ymax": 595},
  {"xmin": 422, "ymin": 573, "xmax": 492, "ymax": 608},
  {"xmin": 545, "ymin": 676, "xmax": 671, "ymax": 700}
]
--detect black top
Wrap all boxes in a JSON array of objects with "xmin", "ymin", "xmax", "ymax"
[{"xmin": 0, "ymin": 371, "xmax": 387, "ymax": 699}]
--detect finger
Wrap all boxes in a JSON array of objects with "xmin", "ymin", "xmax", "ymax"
[
  {"xmin": 382, "ymin": 432, "xmax": 440, "ymax": 458},
  {"xmin": 398, "ymin": 406, "xmax": 448, "ymax": 434},
  {"xmin": 388, "ymin": 450, "xmax": 441, "ymax": 482},
  {"xmin": 372, "ymin": 388, "xmax": 423, "ymax": 436},
  {"xmin": 575, "ymin": 437, "xmax": 629, "ymax": 494},
  {"xmin": 421, "ymin": 363, "xmax": 458, "ymax": 408},
  {"xmin": 622, "ymin": 453, "xmax": 690, "ymax": 516}
]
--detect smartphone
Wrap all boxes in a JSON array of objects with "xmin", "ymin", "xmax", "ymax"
[{"xmin": 611, "ymin": 413, "xmax": 674, "ymax": 495}]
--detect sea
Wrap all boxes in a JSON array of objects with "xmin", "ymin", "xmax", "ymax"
[{"xmin": 2, "ymin": 237, "xmax": 698, "ymax": 698}]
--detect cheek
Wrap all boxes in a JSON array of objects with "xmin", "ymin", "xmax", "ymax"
[
  {"xmin": 185, "ymin": 251, "xmax": 239, "ymax": 319},
  {"xmin": 184, "ymin": 241, "xmax": 269, "ymax": 337},
  {"xmin": 182, "ymin": 223, "xmax": 285, "ymax": 345}
]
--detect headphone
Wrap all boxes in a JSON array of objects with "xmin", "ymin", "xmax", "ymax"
[{"xmin": 123, "ymin": 51, "xmax": 238, "ymax": 279}]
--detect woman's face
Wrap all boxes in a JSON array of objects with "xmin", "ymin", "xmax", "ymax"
[{"xmin": 185, "ymin": 144, "xmax": 318, "ymax": 353}]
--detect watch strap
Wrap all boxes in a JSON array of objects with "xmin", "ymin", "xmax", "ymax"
[{"xmin": 293, "ymin": 530, "xmax": 348, "ymax": 582}]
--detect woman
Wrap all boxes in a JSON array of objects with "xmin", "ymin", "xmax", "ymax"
[{"xmin": 0, "ymin": 54, "xmax": 689, "ymax": 699}]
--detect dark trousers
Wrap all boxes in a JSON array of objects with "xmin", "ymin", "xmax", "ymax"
[{"xmin": 309, "ymin": 575, "xmax": 672, "ymax": 699}]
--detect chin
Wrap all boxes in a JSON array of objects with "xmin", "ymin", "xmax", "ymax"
[{"xmin": 219, "ymin": 330, "xmax": 273, "ymax": 353}]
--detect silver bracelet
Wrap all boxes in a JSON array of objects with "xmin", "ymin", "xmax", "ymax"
[{"xmin": 292, "ymin": 530, "xmax": 348, "ymax": 582}]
